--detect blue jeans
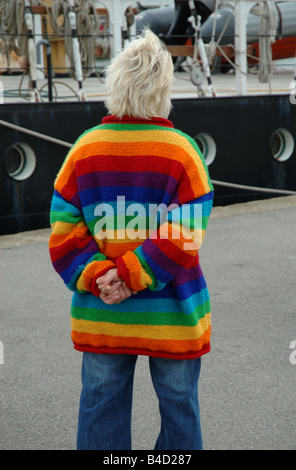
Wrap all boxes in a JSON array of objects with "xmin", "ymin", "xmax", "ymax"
[{"xmin": 77, "ymin": 352, "xmax": 203, "ymax": 450}]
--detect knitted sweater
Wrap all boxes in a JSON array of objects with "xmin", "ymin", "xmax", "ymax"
[{"xmin": 49, "ymin": 115, "xmax": 214, "ymax": 360}]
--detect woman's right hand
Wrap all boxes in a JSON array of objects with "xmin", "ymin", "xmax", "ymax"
[
  {"xmin": 97, "ymin": 268, "xmax": 137, "ymax": 304},
  {"xmin": 100, "ymin": 280, "xmax": 132, "ymax": 304}
]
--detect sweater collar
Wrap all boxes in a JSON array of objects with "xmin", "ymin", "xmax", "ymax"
[{"xmin": 102, "ymin": 115, "xmax": 174, "ymax": 128}]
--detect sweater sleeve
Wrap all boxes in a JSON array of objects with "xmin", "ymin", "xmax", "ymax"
[
  {"xmin": 49, "ymin": 148, "xmax": 115, "ymax": 297},
  {"xmin": 115, "ymin": 135, "xmax": 214, "ymax": 292}
]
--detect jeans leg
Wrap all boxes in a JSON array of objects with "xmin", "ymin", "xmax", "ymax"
[
  {"xmin": 149, "ymin": 356, "xmax": 203, "ymax": 450},
  {"xmin": 77, "ymin": 352, "xmax": 137, "ymax": 450}
]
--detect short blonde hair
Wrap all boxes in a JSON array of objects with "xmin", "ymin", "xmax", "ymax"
[{"xmin": 104, "ymin": 29, "xmax": 174, "ymax": 120}]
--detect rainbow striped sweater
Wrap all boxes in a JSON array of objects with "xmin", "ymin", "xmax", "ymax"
[{"xmin": 49, "ymin": 115, "xmax": 214, "ymax": 359}]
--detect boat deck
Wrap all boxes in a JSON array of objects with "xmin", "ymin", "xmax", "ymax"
[
  {"xmin": 0, "ymin": 195, "xmax": 296, "ymax": 450},
  {"xmin": 0, "ymin": 65, "xmax": 295, "ymax": 104}
]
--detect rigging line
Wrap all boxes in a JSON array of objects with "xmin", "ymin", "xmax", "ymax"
[
  {"xmin": 214, "ymin": 0, "xmax": 239, "ymax": 49},
  {"xmin": 216, "ymin": 44, "xmax": 260, "ymax": 78},
  {"xmin": 210, "ymin": 0, "xmax": 220, "ymax": 44},
  {"xmin": 0, "ymin": 119, "xmax": 72, "ymax": 148}
]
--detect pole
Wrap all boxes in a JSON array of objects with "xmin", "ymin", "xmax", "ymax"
[
  {"xmin": 233, "ymin": 0, "xmax": 257, "ymax": 95},
  {"xmin": 36, "ymin": 39, "xmax": 53, "ymax": 102},
  {"xmin": 23, "ymin": 0, "xmax": 41, "ymax": 102},
  {"xmin": 66, "ymin": 0, "xmax": 87, "ymax": 101},
  {"xmin": 99, "ymin": 0, "xmax": 134, "ymax": 59}
]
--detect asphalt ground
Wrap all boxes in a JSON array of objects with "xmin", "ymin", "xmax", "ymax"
[{"xmin": 0, "ymin": 195, "xmax": 295, "ymax": 450}]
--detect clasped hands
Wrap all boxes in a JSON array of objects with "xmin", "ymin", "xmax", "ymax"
[{"xmin": 96, "ymin": 268, "xmax": 137, "ymax": 305}]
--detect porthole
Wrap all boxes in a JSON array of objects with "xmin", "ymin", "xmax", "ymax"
[
  {"xmin": 270, "ymin": 128, "xmax": 294, "ymax": 162},
  {"xmin": 194, "ymin": 133, "xmax": 216, "ymax": 166},
  {"xmin": 4, "ymin": 143, "xmax": 36, "ymax": 181}
]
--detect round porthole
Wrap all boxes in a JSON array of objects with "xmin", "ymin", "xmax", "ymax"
[
  {"xmin": 4, "ymin": 143, "xmax": 36, "ymax": 181},
  {"xmin": 270, "ymin": 129, "xmax": 294, "ymax": 162},
  {"xmin": 194, "ymin": 133, "xmax": 216, "ymax": 166}
]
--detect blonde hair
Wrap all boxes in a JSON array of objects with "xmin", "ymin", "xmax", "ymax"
[{"xmin": 104, "ymin": 29, "xmax": 174, "ymax": 120}]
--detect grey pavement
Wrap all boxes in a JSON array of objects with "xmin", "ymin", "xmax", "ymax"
[{"xmin": 0, "ymin": 195, "xmax": 295, "ymax": 450}]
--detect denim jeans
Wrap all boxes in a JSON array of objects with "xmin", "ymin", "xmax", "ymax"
[{"xmin": 77, "ymin": 352, "xmax": 203, "ymax": 450}]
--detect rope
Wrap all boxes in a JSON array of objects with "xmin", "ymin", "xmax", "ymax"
[
  {"xmin": 0, "ymin": 0, "xmax": 30, "ymax": 58},
  {"xmin": 207, "ymin": 0, "xmax": 239, "ymax": 66},
  {"xmin": 50, "ymin": 0, "xmax": 101, "ymax": 79},
  {"xmin": 0, "ymin": 0, "xmax": 103, "ymax": 78},
  {"xmin": 204, "ymin": 0, "xmax": 278, "ymax": 88},
  {"xmin": 251, "ymin": 1, "xmax": 277, "ymax": 84},
  {"xmin": 0, "ymin": 118, "xmax": 295, "ymax": 196},
  {"xmin": 0, "ymin": 118, "xmax": 72, "ymax": 148},
  {"xmin": 0, "ymin": 0, "xmax": 52, "ymax": 70},
  {"xmin": 211, "ymin": 180, "xmax": 296, "ymax": 196}
]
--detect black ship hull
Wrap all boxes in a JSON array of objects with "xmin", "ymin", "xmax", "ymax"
[{"xmin": 1, "ymin": 94, "xmax": 295, "ymax": 235}]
